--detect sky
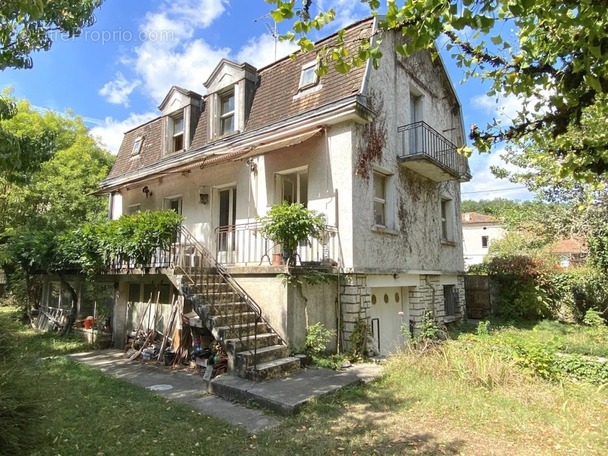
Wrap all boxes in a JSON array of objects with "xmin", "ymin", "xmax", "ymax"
[{"xmin": 0, "ymin": 0, "xmax": 533, "ymax": 201}]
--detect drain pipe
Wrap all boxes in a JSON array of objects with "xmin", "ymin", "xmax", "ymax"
[{"xmin": 336, "ymin": 269, "xmax": 342, "ymax": 354}]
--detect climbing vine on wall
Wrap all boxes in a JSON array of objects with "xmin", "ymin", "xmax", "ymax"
[{"xmin": 355, "ymin": 90, "xmax": 387, "ymax": 179}]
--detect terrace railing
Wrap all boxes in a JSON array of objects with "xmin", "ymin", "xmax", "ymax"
[{"xmin": 215, "ymin": 222, "xmax": 341, "ymax": 267}]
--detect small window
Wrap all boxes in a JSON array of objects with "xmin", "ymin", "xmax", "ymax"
[
  {"xmin": 373, "ymin": 171, "xmax": 387, "ymax": 227},
  {"xmin": 299, "ymin": 61, "xmax": 319, "ymax": 90},
  {"xmin": 441, "ymin": 198, "xmax": 454, "ymax": 241},
  {"xmin": 131, "ymin": 136, "xmax": 144, "ymax": 156},
  {"xmin": 443, "ymin": 285, "xmax": 458, "ymax": 316},
  {"xmin": 127, "ymin": 204, "xmax": 141, "ymax": 215},
  {"xmin": 481, "ymin": 235, "xmax": 489, "ymax": 249},
  {"xmin": 172, "ymin": 115, "xmax": 184, "ymax": 152},
  {"xmin": 275, "ymin": 168, "xmax": 308, "ymax": 206},
  {"xmin": 220, "ymin": 91, "xmax": 235, "ymax": 136}
]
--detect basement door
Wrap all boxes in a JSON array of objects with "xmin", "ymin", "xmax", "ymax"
[{"xmin": 368, "ymin": 287, "xmax": 410, "ymax": 356}]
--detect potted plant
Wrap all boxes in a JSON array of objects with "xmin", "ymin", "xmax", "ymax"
[{"xmin": 258, "ymin": 202, "xmax": 325, "ymax": 265}]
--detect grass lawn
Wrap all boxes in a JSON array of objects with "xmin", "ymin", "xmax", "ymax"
[{"xmin": 1, "ymin": 306, "xmax": 607, "ymax": 455}]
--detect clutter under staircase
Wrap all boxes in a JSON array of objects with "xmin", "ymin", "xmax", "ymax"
[{"xmin": 174, "ymin": 226, "xmax": 301, "ymax": 381}]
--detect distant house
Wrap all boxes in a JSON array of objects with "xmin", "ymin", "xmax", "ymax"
[
  {"xmin": 42, "ymin": 17, "xmax": 471, "ymax": 378},
  {"xmin": 461, "ymin": 212, "xmax": 505, "ymax": 269},
  {"xmin": 551, "ymin": 238, "xmax": 588, "ymax": 268}
]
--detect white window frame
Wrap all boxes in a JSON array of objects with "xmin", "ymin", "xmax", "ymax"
[
  {"xmin": 219, "ymin": 90, "xmax": 235, "ymax": 136},
  {"xmin": 164, "ymin": 196, "xmax": 183, "ymax": 215},
  {"xmin": 131, "ymin": 136, "xmax": 144, "ymax": 156},
  {"xmin": 373, "ymin": 170, "xmax": 389, "ymax": 228},
  {"xmin": 481, "ymin": 235, "xmax": 489, "ymax": 249},
  {"xmin": 170, "ymin": 113, "xmax": 184, "ymax": 153},
  {"xmin": 274, "ymin": 166, "xmax": 308, "ymax": 206},
  {"xmin": 127, "ymin": 204, "xmax": 141, "ymax": 214},
  {"xmin": 440, "ymin": 197, "xmax": 455, "ymax": 242},
  {"xmin": 299, "ymin": 61, "xmax": 319, "ymax": 90}
]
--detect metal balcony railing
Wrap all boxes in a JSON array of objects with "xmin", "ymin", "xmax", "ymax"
[
  {"xmin": 215, "ymin": 222, "xmax": 341, "ymax": 267},
  {"xmin": 398, "ymin": 121, "xmax": 471, "ymax": 181}
]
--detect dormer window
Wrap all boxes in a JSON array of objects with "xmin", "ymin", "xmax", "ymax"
[
  {"xmin": 171, "ymin": 113, "xmax": 184, "ymax": 153},
  {"xmin": 299, "ymin": 61, "xmax": 319, "ymax": 90},
  {"xmin": 220, "ymin": 91, "xmax": 235, "ymax": 136},
  {"xmin": 131, "ymin": 136, "xmax": 144, "ymax": 156}
]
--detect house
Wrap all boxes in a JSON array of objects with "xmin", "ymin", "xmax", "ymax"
[
  {"xmin": 462, "ymin": 212, "xmax": 505, "ymax": 269},
  {"xmin": 67, "ymin": 17, "xmax": 470, "ymax": 378},
  {"xmin": 550, "ymin": 238, "xmax": 588, "ymax": 269}
]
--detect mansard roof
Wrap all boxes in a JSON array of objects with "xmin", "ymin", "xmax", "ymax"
[{"xmin": 101, "ymin": 17, "xmax": 373, "ymax": 190}]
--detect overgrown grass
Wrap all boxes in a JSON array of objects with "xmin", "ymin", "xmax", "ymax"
[{"xmin": 1, "ymin": 306, "xmax": 607, "ymax": 455}]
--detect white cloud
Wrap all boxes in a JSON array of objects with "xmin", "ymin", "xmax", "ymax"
[
  {"xmin": 100, "ymin": 0, "xmax": 229, "ymax": 105},
  {"xmin": 471, "ymin": 92, "xmax": 521, "ymax": 125},
  {"xmin": 90, "ymin": 112, "xmax": 158, "ymax": 154},
  {"xmin": 471, "ymin": 87, "xmax": 554, "ymax": 129},
  {"xmin": 327, "ymin": 0, "xmax": 368, "ymax": 30},
  {"xmin": 461, "ymin": 148, "xmax": 533, "ymax": 201},
  {"xmin": 236, "ymin": 33, "xmax": 297, "ymax": 69},
  {"xmin": 99, "ymin": 72, "xmax": 140, "ymax": 106},
  {"xmin": 133, "ymin": 39, "xmax": 230, "ymax": 100}
]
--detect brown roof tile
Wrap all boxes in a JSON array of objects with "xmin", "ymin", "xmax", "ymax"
[
  {"xmin": 108, "ymin": 118, "xmax": 162, "ymax": 179},
  {"xmin": 551, "ymin": 238, "xmax": 587, "ymax": 254},
  {"xmin": 461, "ymin": 212, "xmax": 500, "ymax": 224}
]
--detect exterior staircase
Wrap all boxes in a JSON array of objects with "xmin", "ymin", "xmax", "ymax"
[{"xmin": 174, "ymin": 226, "xmax": 300, "ymax": 381}]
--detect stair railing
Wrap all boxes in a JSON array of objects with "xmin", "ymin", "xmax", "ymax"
[{"xmin": 174, "ymin": 225, "xmax": 278, "ymax": 372}]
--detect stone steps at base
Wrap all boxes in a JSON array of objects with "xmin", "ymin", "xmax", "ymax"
[
  {"xmin": 235, "ymin": 344, "xmax": 290, "ymax": 375},
  {"xmin": 244, "ymin": 356, "xmax": 301, "ymax": 382}
]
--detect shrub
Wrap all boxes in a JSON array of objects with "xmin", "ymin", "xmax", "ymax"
[
  {"xmin": 484, "ymin": 255, "xmax": 555, "ymax": 319},
  {"xmin": 305, "ymin": 322, "xmax": 335, "ymax": 356},
  {"xmin": 258, "ymin": 202, "xmax": 325, "ymax": 264},
  {"xmin": 542, "ymin": 266, "xmax": 608, "ymax": 323}
]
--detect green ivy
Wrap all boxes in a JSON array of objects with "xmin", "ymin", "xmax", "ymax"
[{"xmin": 53, "ymin": 210, "xmax": 183, "ymax": 275}]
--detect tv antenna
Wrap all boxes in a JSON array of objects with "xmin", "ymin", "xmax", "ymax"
[{"xmin": 254, "ymin": 13, "xmax": 278, "ymax": 62}]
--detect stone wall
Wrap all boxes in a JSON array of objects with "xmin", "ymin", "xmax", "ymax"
[
  {"xmin": 339, "ymin": 274, "xmax": 370, "ymax": 353},
  {"xmin": 340, "ymin": 273, "xmax": 467, "ymax": 354}
]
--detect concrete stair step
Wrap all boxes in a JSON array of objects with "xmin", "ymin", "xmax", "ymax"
[
  {"xmin": 235, "ymin": 344, "xmax": 290, "ymax": 374},
  {"xmin": 214, "ymin": 322, "xmax": 268, "ymax": 340},
  {"xmin": 211, "ymin": 311, "xmax": 259, "ymax": 327},
  {"xmin": 224, "ymin": 333, "xmax": 280, "ymax": 353},
  {"xmin": 245, "ymin": 357, "xmax": 301, "ymax": 382}
]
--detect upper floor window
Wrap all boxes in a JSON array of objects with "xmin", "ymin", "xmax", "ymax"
[
  {"xmin": 131, "ymin": 136, "xmax": 144, "ymax": 156},
  {"xmin": 275, "ymin": 167, "xmax": 308, "ymax": 206},
  {"xmin": 171, "ymin": 114, "xmax": 184, "ymax": 153},
  {"xmin": 220, "ymin": 91, "xmax": 235, "ymax": 136},
  {"xmin": 373, "ymin": 170, "xmax": 387, "ymax": 227},
  {"xmin": 299, "ymin": 61, "xmax": 319, "ymax": 90},
  {"xmin": 441, "ymin": 197, "xmax": 455, "ymax": 242}
]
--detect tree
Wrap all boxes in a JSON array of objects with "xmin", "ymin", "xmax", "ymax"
[
  {"xmin": 269, "ymin": 0, "xmax": 608, "ymax": 178},
  {"xmin": 0, "ymin": 94, "xmax": 54, "ymax": 187},
  {"xmin": 0, "ymin": 0, "xmax": 103, "ymax": 69},
  {"xmin": 495, "ymin": 94, "xmax": 608, "ymax": 193},
  {"xmin": 0, "ymin": 96, "xmax": 114, "ymax": 326}
]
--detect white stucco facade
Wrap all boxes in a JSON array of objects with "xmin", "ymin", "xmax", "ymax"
[
  {"xmin": 101, "ymin": 18, "xmax": 470, "ymax": 356},
  {"xmin": 461, "ymin": 213, "xmax": 505, "ymax": 269}
]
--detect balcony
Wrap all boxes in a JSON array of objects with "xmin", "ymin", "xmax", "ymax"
[
  {"xmin": 107, "ymin": 223, "xmax": 341, "ymax": 273},
  {"xmin": 397, "ymin": 121, "xmax": 471, "ymax": 182},
  {"xmin": 215, "ymin": 222, "xmax": 341, "ymax": 268}
]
